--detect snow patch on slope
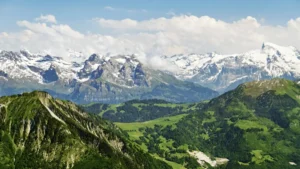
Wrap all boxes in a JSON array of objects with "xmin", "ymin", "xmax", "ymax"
[
  {"xmin": 188, "ymin": 150, "xmax": 229, "ymax": 167},
  {"xmin": 44, "ymin": 105, "xmax": 66, "ymax": 124},
  {"xmin": 115, "ymin": 58, "xmax": 126, "ymax": 64},
  {"xmin": 40, "ymin": 100, "xmax": 66, "ymax": 125}
]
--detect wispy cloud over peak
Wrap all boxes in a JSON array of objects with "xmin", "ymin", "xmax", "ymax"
[
  {"xmin": 103, "ymin": 6, "xmax": 147, "ymax": 13},
  {"xmin": 104, "ymin": 6, "xmax": 115, "ymax": 11},
  {"xmin": 35, "ymin": 14, "xmax": 57, "ymax": 23}
]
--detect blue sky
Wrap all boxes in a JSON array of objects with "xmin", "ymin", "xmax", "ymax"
[{"xmin": 1, "ymin": 0, "xmax": 300, "ymax": 32}]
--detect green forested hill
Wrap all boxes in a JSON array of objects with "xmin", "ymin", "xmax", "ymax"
[
  {"xmin": 116, "ymin": 79, "xmax": 300, "ymax": 169},
  {"xmin": 0, "ymin": 91, "xmax": 171, "ymax": 169},
  {"xmin": 4, "ymin": 78, "xmax": 299, "ymax": 169}
]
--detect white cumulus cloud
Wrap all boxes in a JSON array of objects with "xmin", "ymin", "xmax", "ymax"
[
  {"xmin": 93, "ymin": 15, "xmax": 300, "ymax": 55},
  {"xmin": 2, "ymin": 15, "xmax": 300, "ymax": 70}
]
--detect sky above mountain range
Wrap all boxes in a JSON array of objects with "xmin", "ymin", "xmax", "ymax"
[{"xmin": 1, "ymin": 0, "xmax": 300, "ymax": 60}]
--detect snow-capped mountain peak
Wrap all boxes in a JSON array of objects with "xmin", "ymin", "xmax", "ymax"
[
  {"xmin": 77, "ymin": 54, "xmax": 145, "ymax": 86},
  {"xmin": 261, "ymin": 42, "xmax": 299, "ymax": 59},
  {"xmin": 20, "ymin": 49, "xmax": 35, "ymax": 57}
]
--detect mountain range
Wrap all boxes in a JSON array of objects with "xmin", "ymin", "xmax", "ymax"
[
  {"xmin": 1, "ymin": 42, "xmax": 300, "ymax": 104},
  {"xmin": 0, "ymin": 50, "xmax": 217, "ymax": 104},
  {"xmin": 162, "ymin": 42, "xmax": 300, "ymax": 92}
]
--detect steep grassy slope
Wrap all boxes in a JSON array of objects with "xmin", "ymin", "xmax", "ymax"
[
  {"xmin": 0, "ymin": 91, "xmax": 171, "ymax": 169},
  {"xmin": 116, "ymin": 79, "xmax": 300, "ymax": 169}
]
